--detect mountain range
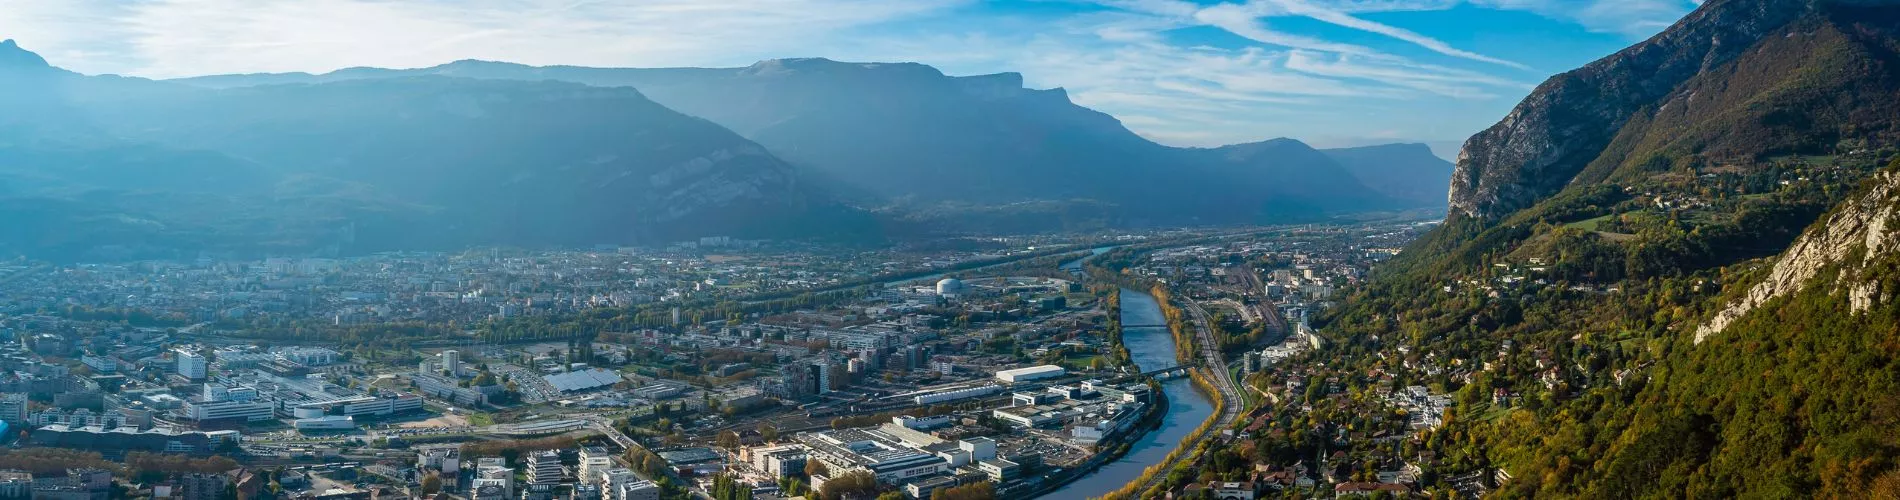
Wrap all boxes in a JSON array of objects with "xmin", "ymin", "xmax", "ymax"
[
  {"xmin": 0, "ymin": 39, "xmax": 1450, "ymax": 261},
  {"xmin": 174, "ymin": 57, "xmax": 1451, "ymax": 220},
  {"xmin": 0, "ymin": 39, "xmax": 873, "ymax": 261}
]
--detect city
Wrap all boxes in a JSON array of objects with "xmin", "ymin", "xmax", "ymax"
[
  {"xmin": 0, "ymin": 219, "xmax": 1431, "ymax": 499},
  {"xmin": 8, "ymin": 0, "xmax": 1900, "ymax": 497}
]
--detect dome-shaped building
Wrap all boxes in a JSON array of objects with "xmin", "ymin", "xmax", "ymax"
[{"xmin": 936, "ymin": 278, "xmax": 968, "ymax": 297}]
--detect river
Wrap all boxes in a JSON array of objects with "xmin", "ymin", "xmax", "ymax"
[
  {"xmin": 1057, "ymin": 246, "xmax": 1115, "ymax": 274},
  {"xmin": 1042, "ymin": 287, "xmax": 1216, "ymax": 498}
]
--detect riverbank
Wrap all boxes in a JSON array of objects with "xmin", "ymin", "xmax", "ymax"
[
  {"xmin": 1038, "ymin": 288, "xmax": 1216, "ymax": 499},
  {"xmin": 1094, "ymin": 286, "xmax": 1233, "ymax": 500}
]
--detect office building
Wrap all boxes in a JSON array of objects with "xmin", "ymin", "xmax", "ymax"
[
  {"xmin": 578, "ymin": 447, "xmax": 614, "ymax": 484},
  {"xmin": 527, "ymin": 450, "xmax": 563, "ymax": 485},
  {"xmin": 176, "ymin": 350, "xmax": 208, "ymax": 380},
  {"xmin": 0, "ymin": 393, "xmax": 26, "ymax": 425},
  {"xmin": 440, "ymin": 350, "xmax": 461, "ymax": 377},
  {"xmin": 185, "ymin": 398, "xmax": 275, "ymax": 422}
]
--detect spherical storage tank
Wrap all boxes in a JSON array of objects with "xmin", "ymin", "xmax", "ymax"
[{"xmin": 936, "ymin": 278, "xmax": 968, "ymax": 297}]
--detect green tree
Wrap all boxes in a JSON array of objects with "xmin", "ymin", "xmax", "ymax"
[
  {"xmin": 421, "ymin": 473, "xmax": 442, "ymax": 494},
  {"xmin": 804, "ymin": 459, "xmax": 829, "ymax": 478},
  {"xmin": 816, "ymin": 470, "xmax": 878, "ymax": 500}
]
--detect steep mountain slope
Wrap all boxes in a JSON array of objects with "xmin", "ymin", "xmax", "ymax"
[
  {"xmin": 1290, "ymin": 0, "xmax": 1900, "ymax": 497},
  {"xmin": 1319, "ymin": 143, "xmax": 1455, "ymax": 206},
  {"xmin": 1537, "ymin": 166, "xmax": 1900, "ymax": 497},
  {"xmin": 174, "ymin": 58, "xmax": 1399, "ymax": 221},
  {"xmin": 1449, "ymin": 0, "xmax": 1900, "ymax": 220},
  {"xmin": 1389, "ymin": 0, "xmax": 1900, "ymax": 282},
  {"xmin": 0, "ymin": 41, "xmax": 856, "ymax": 261}
]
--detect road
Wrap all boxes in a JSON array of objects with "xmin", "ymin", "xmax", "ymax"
[{"xmin": 1181, "ymin": 298, "xmax": 1242, "ymax": 429}]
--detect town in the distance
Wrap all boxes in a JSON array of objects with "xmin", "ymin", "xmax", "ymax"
[{"xmin": 0, "ymin": 218, "xmax": 1436, "ymax": 500}]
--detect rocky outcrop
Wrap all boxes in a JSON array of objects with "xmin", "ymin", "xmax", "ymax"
[
  {"xmin": 1697, "ymin": 169, "xmax": 1900, "ymax": 343},
  {"xmin": 1448, "ymin": 0, "xmax": 1845, "ymax": 219}
]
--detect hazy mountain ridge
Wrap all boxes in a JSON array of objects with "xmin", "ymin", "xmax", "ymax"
[
  {"xmin": 0, "ymin": 40, "xmax": 855, "ymax": 261},
  {"xmin": 0, "ymin": 38, "xmax": 1444, "ymax": 261},
  {"xmin": 1318, "ymin": 143, "xmax": 1455, "ymax": 205},
  {"xmin": 174, "ymin": 56, "xmax": 1418, "ymax": 221}
]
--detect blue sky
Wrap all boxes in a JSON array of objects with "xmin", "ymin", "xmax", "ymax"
[{"xmin": 1, "ymin": 0, "xmax": 1700, "ymax": 158}]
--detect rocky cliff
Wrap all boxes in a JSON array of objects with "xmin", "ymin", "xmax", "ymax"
[
  {"xmin": 1697, "ymin": 167, "xmax": 1900, "ymax": 342},
  {"xmin": 1448, "ymin": 0, "xmax": 1890, "ymax": 219}
]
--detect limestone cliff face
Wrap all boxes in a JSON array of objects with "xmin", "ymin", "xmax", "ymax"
[
  {"xmin": 1448, "ymin": 0, "xmax": 1846, "ymax": 219},
  {"xmin": 1697, "ymin": 169, "xmax": 1900, "ymax": 342}
]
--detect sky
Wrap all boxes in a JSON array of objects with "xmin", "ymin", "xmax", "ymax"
[{"xmin": 0, "ymin": 0, "xmax": 1700, "ymax": 158}]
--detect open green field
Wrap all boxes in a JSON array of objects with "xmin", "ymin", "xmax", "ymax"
[{"xmin": 1564, "ymin": 214, "xmax": 1614, "ymax": 231}]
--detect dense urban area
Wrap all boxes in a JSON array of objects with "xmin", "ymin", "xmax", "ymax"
[{"xmin": 0, "ymin": 217, "xmax": 1439, "ymax": 500}]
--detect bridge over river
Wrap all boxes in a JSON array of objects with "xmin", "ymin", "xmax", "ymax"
[{"xmin": 1040, "ymin": 288, "xmax": 1216, "ymax": 498}]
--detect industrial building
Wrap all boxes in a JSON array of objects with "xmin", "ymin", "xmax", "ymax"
[
  {"xmin": 413, "ymin": 372, "xmax": 496, "ymax": 406},
  {"xmin": 912, "ymin": 384, "xmax": 1001, "ymax": 405},
  {"xmin": 797, "ymin": 428, "xmax": 949, "ymax": 483},
  {"xmin": 992, "ymin": 381, "xmax": 1151, "ymax": 444},
  {"xmin": 893, "ymin": 415, "xmax": 953, "ymax": 430},
  {"xmin": 631, "ymin": 383, "xmax": 685, "ymax": 400},
  {"xmin": 293, "ymin": 415, "xmax": 356, "ymax": 431},
  {"xmin": 30, "ymin": 425, "xmax": 240, "ymax": 453},
  {"xmin": 186, "ymin": 382, "xmax": 275, "ymax": 422},
  {"xmin": 184, "ymin": 398, "xmax": 275, "ymax": 422},
  {"xmin": 994, "ymin": 365, "xmax": 1065, "ymax": 383},
  {"xmin": 290, "ymin": 394, "xmax": 423, "ymax": 419},
  {"xmin": 936, "ymin": 278, "xmax": 969, "ymax": 297},
  {"xmin": 543, "ymin": 368, "xmax": 624, "ymax": 393}
]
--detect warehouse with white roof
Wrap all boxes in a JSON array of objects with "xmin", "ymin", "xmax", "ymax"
[{"xmin": 994, "ymin": 365, "xmax": 1065, "ymax": 383}]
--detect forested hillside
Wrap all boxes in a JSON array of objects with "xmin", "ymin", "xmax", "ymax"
[{"xmin": 1205, "ymin": 0, "xmax": 1900, "ymax": 496}]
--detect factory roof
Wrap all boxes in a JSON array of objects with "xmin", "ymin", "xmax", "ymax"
[{"xmin": 543, "ymin": 368, "xmax": 623, "ymax": 392}]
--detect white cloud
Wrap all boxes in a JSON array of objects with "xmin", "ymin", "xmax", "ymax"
[
  {"xmin": 0, "ymin": 0, "xmax": 1690, "ymax": 148},
  {"xmin": 5, "ymin": 0, "xmax": 968, "ymax": 77},
  {"xmin": 1191, "ymin": 4, "xmax": 1375, "ymax": 55},
  {"xmin": 1257, "ymin": 0, "xmax": 1529, "ymax": 69}
]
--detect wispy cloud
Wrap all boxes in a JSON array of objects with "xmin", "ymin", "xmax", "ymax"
[
  {"xmin": 1258, "ymin": 0, "xmax": 1530, "ymax": 69},
  {"xmin": 3, "ymin": 0, "xmax": 968, "ymax": 77},
  {"xmin": 1191, "ymin": 3, "xmax": 1377, "ymax": 55},
  {"xmin": 1469, "ymin": 0, "xmax": 1698, "ymax": 36},
  {"xmin": 0, "ymin": 0, "xmax": 1693, "ymax": 148}
]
